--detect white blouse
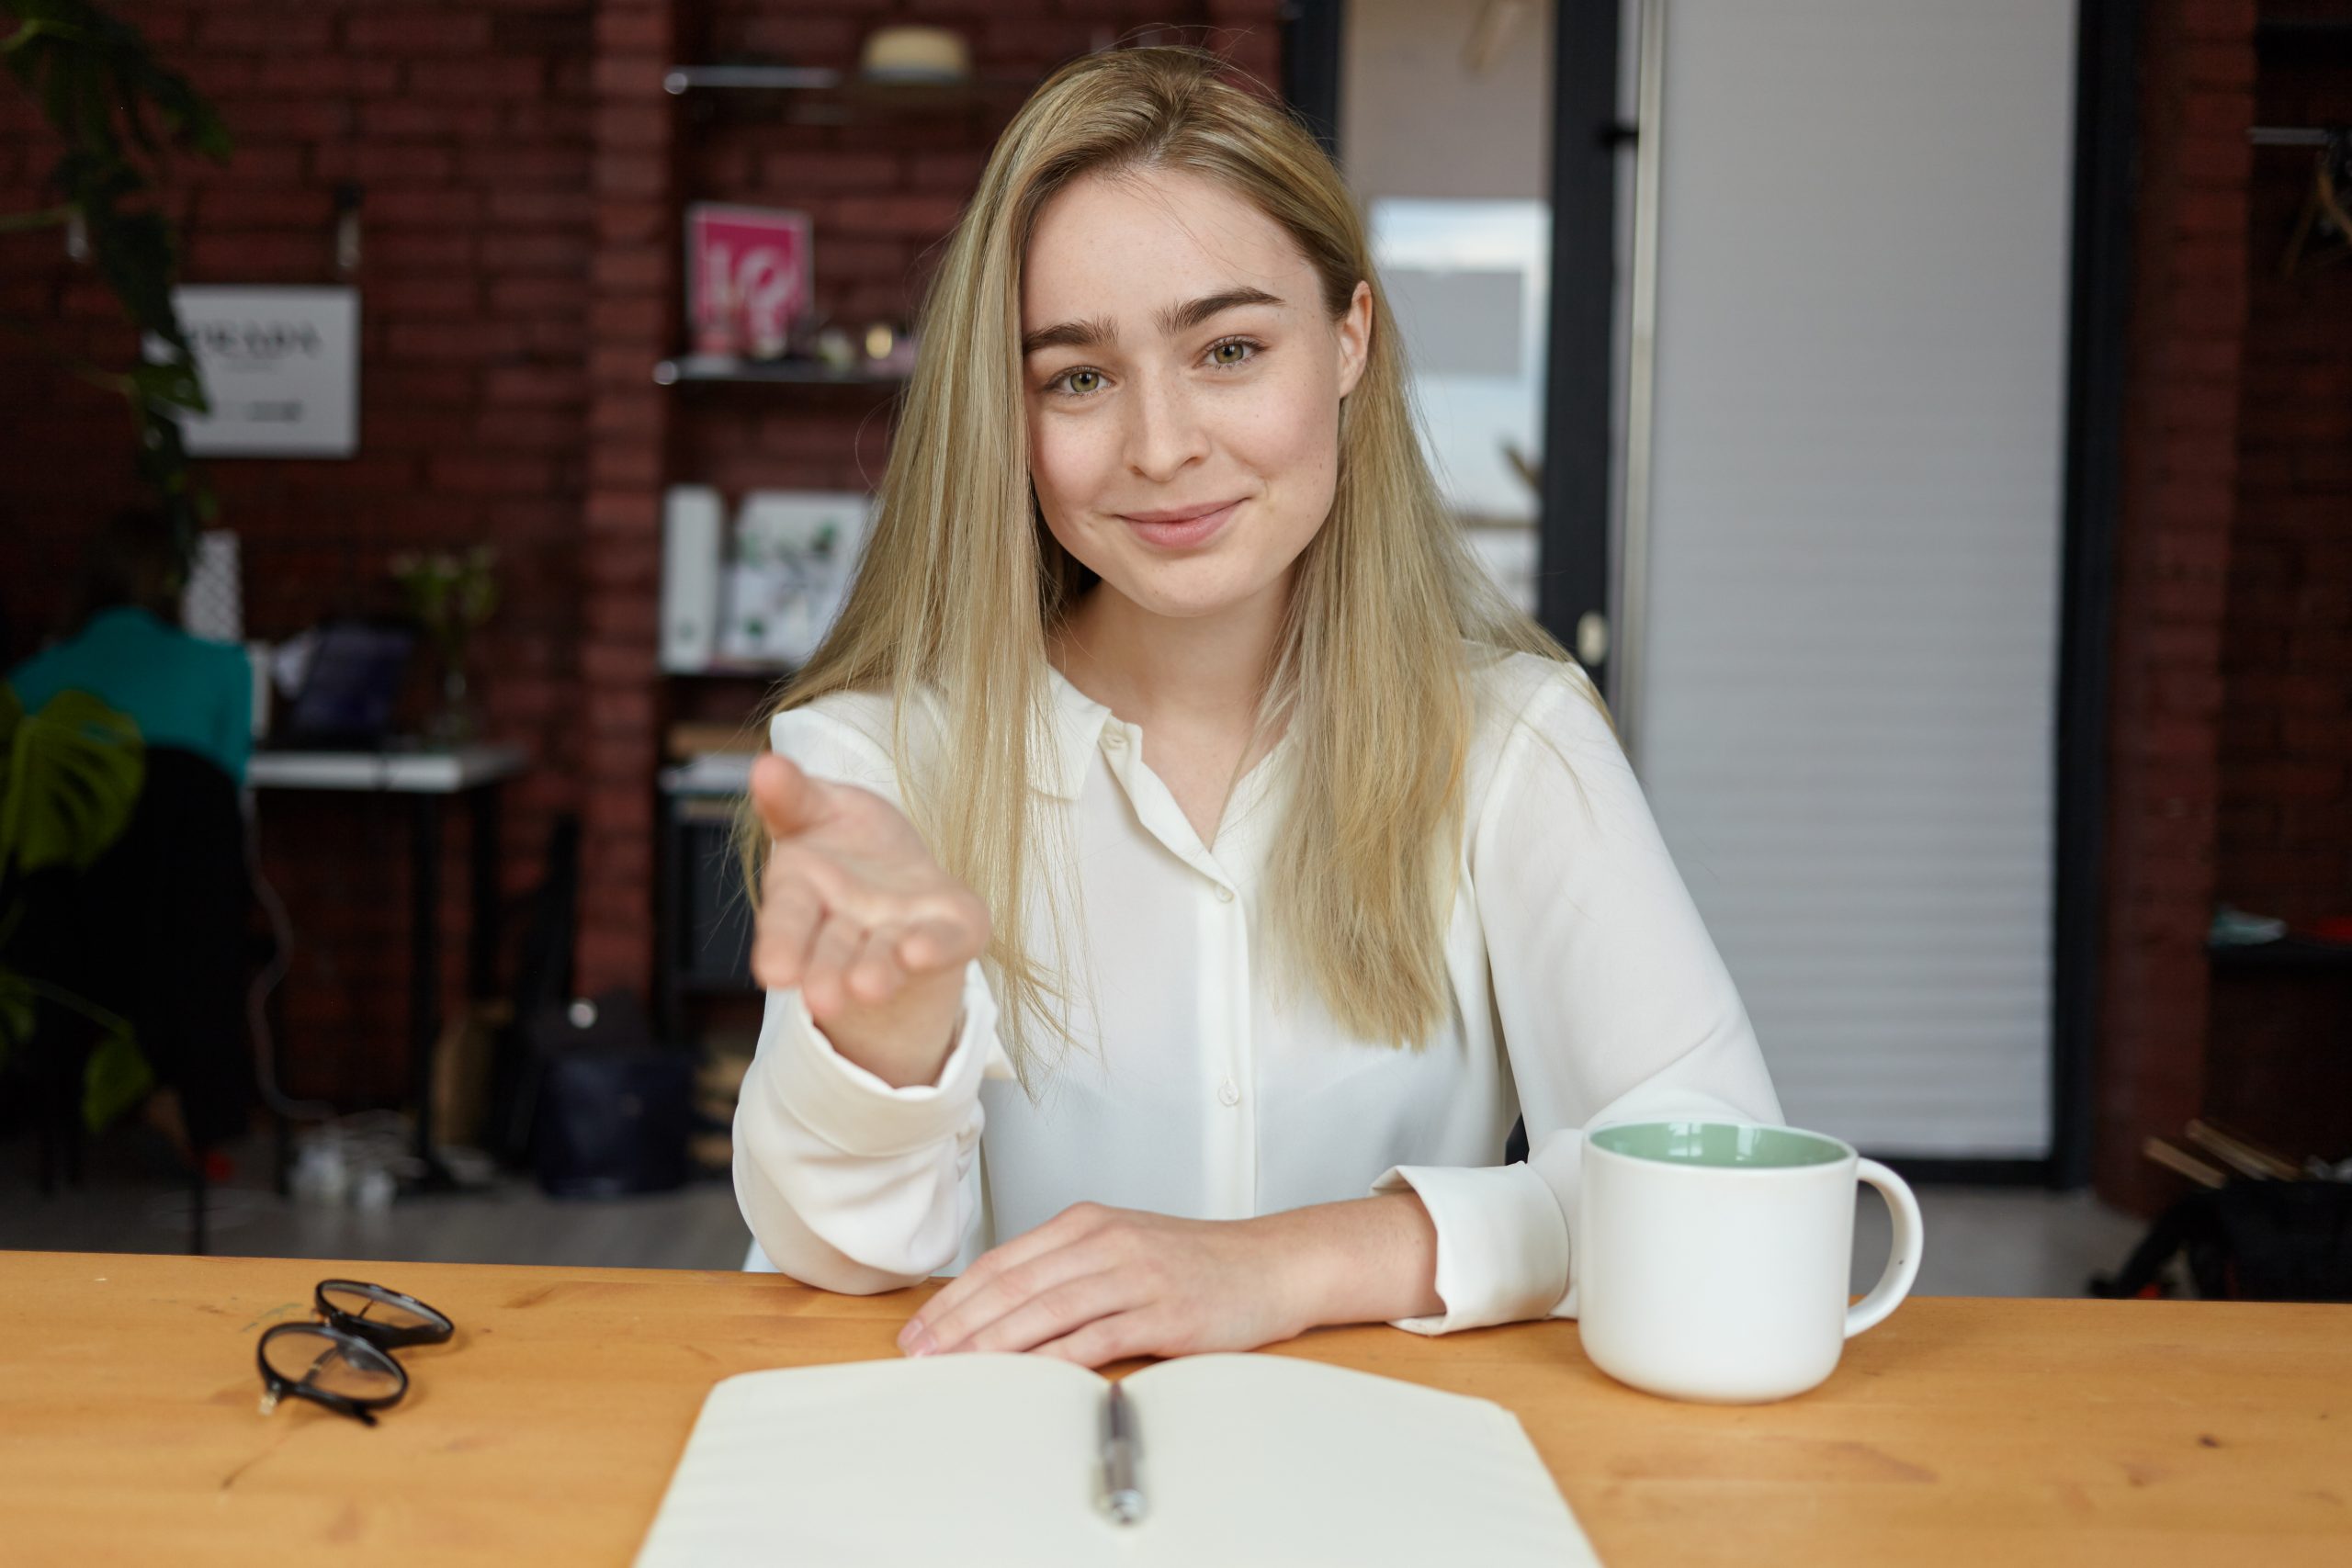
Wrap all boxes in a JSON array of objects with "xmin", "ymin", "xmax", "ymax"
[{"xmin": 733, "ymin": 651, "xmax": 1781, "ymax": 1335}]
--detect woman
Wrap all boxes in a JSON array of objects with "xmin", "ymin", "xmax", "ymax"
[
  {"xmin": 5, "ymin": 508, "xmax": 252, "ymax": 784},
  {"xmin": 734, "ymin": 47, "xmax": 1779, "ymax": 1369}
]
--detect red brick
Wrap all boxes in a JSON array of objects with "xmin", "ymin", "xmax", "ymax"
[
  {"xmin": 411, "ymin": 59, "xmax": 547, "ymax": 99},
  {"xmin": 371, "ymin": 232, "xmax": 478, "ymax": 271},
  {"xmin": 486, "ymin": 367, "xmax": 587, "ymax": 405},
  {"xmin": 460, "ymin": 147, "xmax": 592, "ymax": 186},
  {"xmin": 489, "ymin": 188, "xmax": 595, "ymax": 225},
  {"xmin": 195, "ymin": 186, "xmax": 337, "ymax": 227},
  {"xmin": 592, "ymin": 246, "xmax": 670, "ymax": 289},
  {"xmin": 358, "ymin": 100, "xmax": 504, "ymax": 140},
  {"xmin": 313, "ymin": 143, "xmax": 458, "ymax": 184},
  {"xmin": 594, "ymin": 200, "xmax": 669, "ymax": 243},
  {"xmin": 215, "ymin": 98, "xmax": 355, "ymax": 141},
  {"xmin": 387, "ymin": 321, "xmax": 530, "ymax": 361},
  {"xmin": 368, "ymin": 186, "xmax": 487, "ymax": 227},
  {"xmin": 475, "ymin": 412, "xmax": 582, "ymax": 451},
  {"xmin": 200, "ymin": 7, "xmax": 335, "ymax": 51},
  {"xmin": 594, "ymin": 10, "xmax": 673, "ymax": 53},
  {"xmin": 733, "ymin": 15, "xmax": 860, "ymax": 59},
  {"xmin": 592, "ymin": 54, "xmax": 668, "ymax": 97},
  {"xmin": 482, "ymin": 232, "xmax": 588, "ymax": 274},
  {"xmin": 589, "ymin": 446, "xmax": 663, "ymax": 488},
  {"xmin": 430, "ymin": 455, "xmax": 559, "ymax": 494},
  {"xmin": 254, "ymin": 57, "xmax": 402, "ymax": 96},
  {"xmin": 347, "ymin": 11, "xmax": 497, "ymax": 54},
  {"xmin": 584, "ymin": 493, "xmax": 660, "ymax": 538},
  {"xmin": 595, "ymin": 102, "xmax": 672, "ymax": 152},
  {"xmin": 489, "ymin": 275, "xmax": 590, "ymax": 314}
]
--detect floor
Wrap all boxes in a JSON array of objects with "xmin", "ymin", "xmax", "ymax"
[{"xmin": 1, "ymin": 1122, "xmax": 2154, "ymax": 1297}]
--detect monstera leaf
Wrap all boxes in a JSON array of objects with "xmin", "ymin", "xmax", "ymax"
[
  {"xmin": 0, "ymin": 685, "xmax": 153, "ymax": 1127},
  {"xmin": 0, "ymin": 685, "xmax": 145, "ymax": 875}
]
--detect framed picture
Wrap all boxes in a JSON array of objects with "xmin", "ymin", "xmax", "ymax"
[
  {"xmin": 146, "ymin": 286, "xmax": 360, "ymax": 457},
  {"xmin": 685, "ymin": 204, "xmax": 813, "ymax": 357},
  {"xmin": 718, "ymin": 491, "xmax": 874, "ymax": 666}
]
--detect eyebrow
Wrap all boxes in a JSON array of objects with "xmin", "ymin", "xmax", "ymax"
[{"xmin": 1020, "ymin": 286, "xmax": 1286, "ymax": 357}]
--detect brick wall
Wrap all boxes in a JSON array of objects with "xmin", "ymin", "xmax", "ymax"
[
  {"xmin": 576, "ymin": 0, "xmax": 1281, "ymax": 998},
  {"xmin": 2215, "ymin": 19, "xmax": 2352, "ymax": 929},
  {"xmin": 2093, "ymin": 0, "xmax": 2256, "ymax": 1210},
  {"xmin": 0, "ymin": 0, "xmax": 596, "ymax": 1103},
  {"xmin": 1, "ymin": 0, "xmax": 1285, "ymax": 1105}
]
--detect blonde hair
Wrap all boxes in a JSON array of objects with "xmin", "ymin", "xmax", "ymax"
[{"xmin": 741, "ymin": 45, "xmax": 1577, "ymax": 1089}]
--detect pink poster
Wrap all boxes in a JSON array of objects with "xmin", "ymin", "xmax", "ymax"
[{"xmin": 685, "ymin": 204, "xmax": 813, "ymax": 357}]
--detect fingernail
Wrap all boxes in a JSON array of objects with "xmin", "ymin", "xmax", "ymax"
[{"xmin": 899, "ymin": 1324, "xmax": 935, "ymax": 1358}]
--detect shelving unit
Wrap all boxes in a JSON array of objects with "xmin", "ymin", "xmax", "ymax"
[{"xmin": 645, "ymin": 33, "xmax": 1045, "ymax": 1052}]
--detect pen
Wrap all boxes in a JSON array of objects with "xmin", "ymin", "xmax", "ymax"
[{"xmin": 1099, "ymin": 1382, "xmax": 1146, "ymax": 1526}]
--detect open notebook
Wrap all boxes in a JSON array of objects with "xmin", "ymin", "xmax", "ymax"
[{"xmin": 633, "ymin": 1351, "xmax": 1597, "ymax": 1566}]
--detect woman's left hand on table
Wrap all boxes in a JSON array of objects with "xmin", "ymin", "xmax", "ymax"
[{"xmin": 895, "ymin": 1203, "xmax": 1315, "ymax": 1370}]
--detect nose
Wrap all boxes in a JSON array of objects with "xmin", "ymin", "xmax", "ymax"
[{"xmin": 1123, "ymin": 369, "xmax": 1209, "ymax": 484}]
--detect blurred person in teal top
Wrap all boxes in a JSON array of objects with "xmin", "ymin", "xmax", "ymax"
[{"xmin": 6, "ymin": 510, "xmax": 254, "ymax": 784}]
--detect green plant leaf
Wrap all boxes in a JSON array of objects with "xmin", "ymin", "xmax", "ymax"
[
  {"xmin": 3, "ymin": 0, "xmax": 226, "ymax": 536},
  {"xmin": 81, "ymin": 1017, "xmax": 153, "ymax": 1132},
  {"xmin": 0, "ymin": 687, "xmax": 144, "ymax": 876},
  {"xmin": 0, "ymin": 968, "xmax": 34, "ymax": 1056}
]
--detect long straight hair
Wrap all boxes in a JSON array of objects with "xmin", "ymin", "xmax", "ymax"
[{"xmin": 740, "ymin": 46, "xmax": 1578, "ymax": 1091}]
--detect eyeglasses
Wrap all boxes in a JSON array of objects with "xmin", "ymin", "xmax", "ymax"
[{"xmin": 255, "ymin": 1280, "xmax": 456, "ymax": 1427}]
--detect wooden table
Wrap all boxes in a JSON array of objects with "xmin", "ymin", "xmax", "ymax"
[{"xmin": 3, "ymin": 1251, "xmax": 2346, "ymax": 1565}]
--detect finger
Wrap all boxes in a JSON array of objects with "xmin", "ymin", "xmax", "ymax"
[
  {"xmin": 846, "ymin": 922, "xmax": 909, "ymax": 1005},
  {"xmin": 799, "ymin": 913, "xmax": 865, "ymax": 1018},
  {"xmin": 912, "ymin": 1240, "xmax": 1122, "ymax": 1356},
  {"xmin": 1031, "ymin": 1312, "xmax": 1164, "ymax": 1371},
  {"xmin": 751, "ymin": 753, "xmax": 835, "ymax": 842},
  {"xmin": 751, "ymin": 872, "xmax": 824, "ymax": 990},
  {"xmin": 896, "ymin": 911, "xmax": 985, "ymax": 976},
  {"xmin": 902, "ymin": 1204, "xmax": 1118, "ymax": 1348},
  {"xmin": 956, "ymin": 1271, "xmax": 1145, "ymax": 1357}
]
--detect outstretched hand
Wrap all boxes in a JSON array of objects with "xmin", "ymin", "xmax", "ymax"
[{"xmin": 750, "ymin": 751, "xmax": 990, "ymax": 1088}]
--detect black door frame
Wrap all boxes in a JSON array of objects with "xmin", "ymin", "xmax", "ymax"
[{"xmin": 1282, "ymin": 0, "xmax": 2135, "ymax": 1189}]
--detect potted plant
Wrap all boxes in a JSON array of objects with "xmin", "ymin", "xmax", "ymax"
[{"xmin": 2, "ymin": 0, "xmax": 231, "ymax": 562}]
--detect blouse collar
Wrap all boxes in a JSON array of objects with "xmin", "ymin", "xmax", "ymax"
[{"xmin": 1040, "ymin": 664, "xmax": 1113, "ymax": 801}]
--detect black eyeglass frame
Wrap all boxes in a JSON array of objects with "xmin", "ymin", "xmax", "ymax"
[
  {"xmin": 254, "ymin": 1279, "xmax": 456, "ymax": 1427},
  {"xmin": 256, "ymin": 1323, "xmax": 408, "ymax": 1427},
  {"xmin": 313, "ymin": 1279, "xmax": 456, "ymax": 1351}
]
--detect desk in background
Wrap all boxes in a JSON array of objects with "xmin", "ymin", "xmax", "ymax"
[
  {"xmin": 247, "ymin": 745, "xmax": 526, "ymax": 1184},
  {"xmin": 3, "ymin": 1251, "xmax": 2346, "ymax": 1566}
]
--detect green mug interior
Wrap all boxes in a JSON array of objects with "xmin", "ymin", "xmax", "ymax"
[{"xmin": 1589, "ymin": 1119, "xmax": 1849, "ymax": 1169}]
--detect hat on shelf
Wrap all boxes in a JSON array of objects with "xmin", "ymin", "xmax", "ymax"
[{"xmin": 858, "ymin": 25, "xmax": 971, "ymax": 84}]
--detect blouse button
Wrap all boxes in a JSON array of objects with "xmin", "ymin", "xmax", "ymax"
[
  {"xmin": 1217, "ymin": 1077, "xmax": 1241, "ymax": 1107},
  {"xmin": 1214, "ymin": 885, "xmax": 1234, "ymax": 904}
]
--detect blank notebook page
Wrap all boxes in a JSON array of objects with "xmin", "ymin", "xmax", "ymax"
[{"xmin": 633, "ymin": 1351, "xmax": 1597, "ymax": 1567}]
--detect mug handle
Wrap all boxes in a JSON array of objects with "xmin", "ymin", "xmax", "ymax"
[{"xmin": 1846, "ymin": 1159, "xmax": 1924, "ymax": 1337}]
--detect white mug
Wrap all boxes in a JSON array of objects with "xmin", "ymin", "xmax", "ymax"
[{"xmin": 1568, "ymin": 1120, "xmax": 1924, "ymax": 1403}]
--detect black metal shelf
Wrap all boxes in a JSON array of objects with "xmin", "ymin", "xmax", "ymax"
[
  {"xmin": 663, "ymin": 63, "xmax": 1036, "ymax": 107},
  {"xmin": 653, "ymin": 354, "xmax": 906, "ymax": 388}
]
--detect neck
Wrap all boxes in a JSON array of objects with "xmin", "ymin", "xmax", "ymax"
[{"xmin": 1054, "ymin": 572, "xmax": 1292, "ymax": 733}]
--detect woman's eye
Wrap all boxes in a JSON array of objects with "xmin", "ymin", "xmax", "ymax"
[
  {"xmin": 1056, "ymin": 368, "xmax": 1102, "ymax": 397},
  {"xmin": 1209, "ymin": 338, "xmax": 1257, "ymax": 367}
]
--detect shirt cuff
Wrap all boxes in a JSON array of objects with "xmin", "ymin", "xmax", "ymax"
[
  {"xmin": 769, "ymin": 961, "xmax": 998, "ymax": 1158},
  {"xmin": 1369, "ymin": 1160, "xmax": 1573, "ymax": 1336}
]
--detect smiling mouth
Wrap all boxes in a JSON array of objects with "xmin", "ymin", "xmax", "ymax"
[{"xmin": 1117, "ymin": 499, "xmax": 1241, "ymax": 547}]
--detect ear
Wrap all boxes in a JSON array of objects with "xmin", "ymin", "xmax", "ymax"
[{"xmin": 1336, "ymin": 279, "xmax": 1373, "ymax": 400}]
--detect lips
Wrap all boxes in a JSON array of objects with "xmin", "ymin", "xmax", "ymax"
[{"xmin": 1118, "ymin": 498, "xmax": 1241, "ymax": 548}]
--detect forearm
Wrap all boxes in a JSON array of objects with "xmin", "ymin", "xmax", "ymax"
[{"xmin": 1260, "ymin": 1190, "xmax": 1444, "ymax": 1332}]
